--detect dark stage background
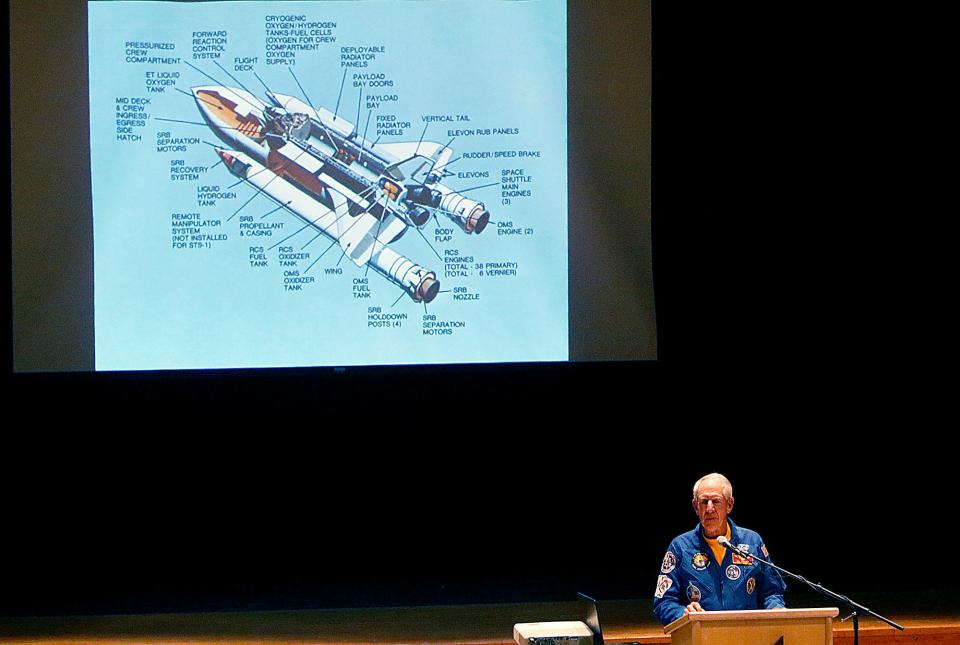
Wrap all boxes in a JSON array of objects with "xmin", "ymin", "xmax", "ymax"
[
  {"xmin": 1, "ymin": 443, "xmax": 950, "ymax": 616},
  {"xmin": 4, "ymin": 2, "xmax": 946, "ymax": 620}
]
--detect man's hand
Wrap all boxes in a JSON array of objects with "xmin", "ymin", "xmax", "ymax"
[{"xmin": 683, "ymin": 602, "xmax": 705, "ymax": 615}]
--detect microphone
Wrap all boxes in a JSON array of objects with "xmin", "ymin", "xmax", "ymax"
[
  {"xmin": 717, "ymin": 536, "xmax": 742, "ymax": 554},
  {"xmin": 718, "ymin": 536, "xmax": 757, "ymax": 564}
]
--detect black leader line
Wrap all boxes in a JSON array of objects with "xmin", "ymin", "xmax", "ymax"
[
  {"xmin": 198, "ymin": 142, "xmax": 293, "ymax": 190},
  {"xmin": 322, "ymin": 183, "xmax": 378, "ymax": 227},
  {"xmin": 358, "ymin": 108, "xmax": 373, "ymax": 165},
  {"xmin": 267, "ymin": 220, "xmax": 318, "ymax": 251},
  {"xmin": 224, "ymin": 159, "xmax": 279, "ymax": 190},
  {"xmin": 452, "ymin": 181, "xmax": 500, "ymax": 195},
  {"xmin": 425, "ymin": 206, "xmax": 496, "ymax": 232},
  {"xmin": 220, "ymin": 153, "xmax": 279, "ymax": 190},
  {"xmin": 414, "ymin": 122, "xmax": 428, "ymax": 156},
  {"xmin": 303, "ymin": 238, "xmax": 341, "ymax": 275},
  {"xmin": 202, "ymin": 140, "xmax": 223, "ymax": 149},
  {"xmin": 412, "ymin": 136, "xmax": 455, "ymax": 186},
  {"xmin": 421, "ymin": 203, "xmax": 461, "ymax": 222},
  {"xmin": 421, "ymin": 202, "xmax": 497, "ymax": 229},
  {"xmin": 371, "ymin": 134, "xmax": 382, "ymax": 149},
  {"xmin": 333, "ymin": 67, "xmax": 348, "ymax": 122},
  {"xmin": 175, "ymin": 85, "xmax": 267, "ymax": 114},
  {"xmin": 184, "ymin": 60, "xmax": 227, "ymax": 89},
  {"xmin": 299, "ymin": 185, "xmax": 382, "ymax": 265},
  {"xmin": 155, "ymin": 117, "xmax": 237, "ymax": 130},
  {"xmin": 430, "ymin": 155, "xmax": 462, "ymax": 175},
  {"xmin": 299, "ymin": 227, "xmax": 327, "ymax": 252},
  {"xmin": 364, "ymin": 195, "xmax": 388, "ymax": 277},
  {"xmin": 283, "ymin": 206, "xmax": 336, "ymax": 252},
  {"xmin": 267, "ymin": 183, "xmax": 374, "ymax": 254},
  {"xmin": 204, "ymin": 141, "xmax": 288, "ymax": 190},
  {"xmin": 175, "ymin": 86, "xmax": 212, "ymax": 104},
  {"xmin": 205, "ymin": 142, "xmax": 273, "ymax": 189},
  {"xmin": 355, "ymin": 86, "xmax": 363, "ymax": 130},
  {"xmin": 334, "ymin": 191, "xmax": 391, "ymax": 269},
  {"xmin": 227, "ymin": 146, "xmax": 310, "ymax": 221},
  {"xmin": 260, "ymin": 201, "xmax": 292, "ymax": 219},
  {"xmin": 262, "ymin": 187, "xmax": 356, "ymax": 251},
  {"xmin": 214, "ymin": 60, "xmax": 259, "ymax": 105},
  {"xmin": 422, "ymin": 204, "xmax": 446, "ymax": 218},
  {"xmin": 254, "ymin": 71, "xmax": 274, "ymax": 95},
  {"xmin": 298, "ymin": 184, "xmax": 378, "ymax": 252},
  {"xmin": 289, "ymin": 67, "xmax": 320, "ymax": 116},
  {"xmin": 169, "ymin": 95, "xmax": 252, "ymax": 127},
  {"xmin": 390, "ymin": 290, "xmax": 407, "ymax": 308},
  {"xmin": 289, "ymin": 185, "xmax": 370, "ymax": 249},
  {"xmin": 365, "ymin": 195, "xmax": 390, "ymax": 278},
  {"xmin": 414, "ymin": 220, "xmax": 445, "ymax": 263},
  {"xmin": 206, "ymin": 158, "xmax": 224, "ymax": 171}
]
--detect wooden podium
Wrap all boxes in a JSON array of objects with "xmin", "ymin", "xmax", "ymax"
[{"xmin": 664, "ymin": 608, "xmax": 839, "ymax": 645}]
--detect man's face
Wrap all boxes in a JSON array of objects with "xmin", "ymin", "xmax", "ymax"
[{"xmin": 692, "ymin": 479, "xmax": 734, "ymax": 538}]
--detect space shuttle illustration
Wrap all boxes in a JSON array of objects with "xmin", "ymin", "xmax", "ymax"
[{"xmin": 192, "ymin": 84, "xmax": 491, "ymax": 303}]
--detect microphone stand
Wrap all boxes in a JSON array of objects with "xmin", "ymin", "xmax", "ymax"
[{"xmin": 721, "ymin": 541, "xmax": 904, "ymax": 645}]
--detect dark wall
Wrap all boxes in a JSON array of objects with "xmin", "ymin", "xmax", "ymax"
[
  {"xmin": 5, "ymin": 1, "xmax": 944, "ymax": 619},
  {"xmin": 2, "ymin": 436, "xmax": 949, "ymax": 616}
]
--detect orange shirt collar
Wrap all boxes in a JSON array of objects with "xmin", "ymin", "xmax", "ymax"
[{"xmin": 703, "ymin": 522, "xmax": 731, "ymax": 565}]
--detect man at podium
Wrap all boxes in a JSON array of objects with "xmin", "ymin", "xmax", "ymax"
[{"xmin": 653, "ymin": 473, "xmax": 786, "ymax": 625}]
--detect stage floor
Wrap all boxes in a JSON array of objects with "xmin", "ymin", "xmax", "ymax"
[{"xmin": 2, "ymin": 592, "xmax": 957, "ymax": 644}]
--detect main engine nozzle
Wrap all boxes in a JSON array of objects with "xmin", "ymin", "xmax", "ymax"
[{"xmin": 440, "ymin": 192, "xmax": 490, "ymax": 234}]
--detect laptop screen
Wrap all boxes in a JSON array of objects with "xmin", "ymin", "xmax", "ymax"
[{"xmin": 577, "ymin": 592, "xmax": 604, "ymax": 645}]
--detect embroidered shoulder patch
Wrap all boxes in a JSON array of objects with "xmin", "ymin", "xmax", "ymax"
[
  {"xmin": 686, "ymin": 581, "xmax": 702, "ymax": 603},
  {"xmin": 692, "ymin": 553, "xmax": 710, "ymax": 570},
  {"xmin": 661, "ymin": 551, "xmax": 677, "ymax": 574},
  {"xmin": 732, "ymin": 553, "xmax": 754, "ymax": 565},
  {"xmin": 746, "ymin": 577, "xmax": 756, "ymax": 594},
  {"xmin": 655, "ymin": 574, "xmax": 673, "ymax": 599}
]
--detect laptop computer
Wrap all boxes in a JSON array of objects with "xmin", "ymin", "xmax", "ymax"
[{"xmin": 577, "ymin": 592, "xmax": 640, "ymax": 645}]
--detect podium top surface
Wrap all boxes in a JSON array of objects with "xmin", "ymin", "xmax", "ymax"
[{"xmin": 664, "ymin": 608, "xmax": 840, "ymax": 634}]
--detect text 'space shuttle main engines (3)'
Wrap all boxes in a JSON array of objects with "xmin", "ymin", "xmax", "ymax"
[{"xmin": 192, "ymin": 84, "xmax": 493, "ymax": 303}]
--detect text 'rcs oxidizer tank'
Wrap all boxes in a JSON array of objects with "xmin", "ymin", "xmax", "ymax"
[{"xmin": 192, "ymin": 84, "xmax": 492, "ymax": 303}]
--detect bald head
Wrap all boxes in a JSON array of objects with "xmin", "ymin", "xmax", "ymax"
[
  {"xmin": 692, "ymin": 473, "xmax": 733, "ymax": 502},
  {"xmin": 691, "ymin": 473, "xmax": 734, "ymax": 538}
]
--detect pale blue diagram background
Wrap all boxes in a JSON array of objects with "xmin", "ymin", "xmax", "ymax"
[{"xmin": 90, "ymin": 0, "xmax": 568, "ymax": 370}]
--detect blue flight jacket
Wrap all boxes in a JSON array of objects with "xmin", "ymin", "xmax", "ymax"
[{"xmin": 653, "ymin": 519, "xmax": 786, "ymax": 626}]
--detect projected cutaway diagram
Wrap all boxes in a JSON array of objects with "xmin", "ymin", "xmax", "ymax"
[
  {"xmin": 89, "ymin": 0, "xmax": 568, "ymax": 370},
  {"xmin": 195, "ymin": 84, "xmax": 490, "ymax": 303}
]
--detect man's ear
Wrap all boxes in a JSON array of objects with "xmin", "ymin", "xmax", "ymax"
[{"xmin": 726, "ymin": 496, "xmax": 735, "ymax": 514}]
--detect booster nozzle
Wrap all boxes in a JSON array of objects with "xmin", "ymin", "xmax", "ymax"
[{"xmin": 414, "ymin": 275, "xmax": 440, "ymax": 303}]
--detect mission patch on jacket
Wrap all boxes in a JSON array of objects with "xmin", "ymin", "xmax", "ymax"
[{"xmin": 653, "ymin": 519, "xmax": 786, "ymax": 626}]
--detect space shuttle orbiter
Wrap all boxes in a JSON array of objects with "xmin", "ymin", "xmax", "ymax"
[{"xmin": 192, "ymin": 84, "xmax": 491, "ymax": 303}]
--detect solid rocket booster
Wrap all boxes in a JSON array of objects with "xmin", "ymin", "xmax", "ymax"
[
  {"xmin": 192, "ymin": 83, "xmax": 492, "ymax": 302},
  {"xmin": 218, "ymin": 149, "xmax": 439, "ymax": 303}
]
